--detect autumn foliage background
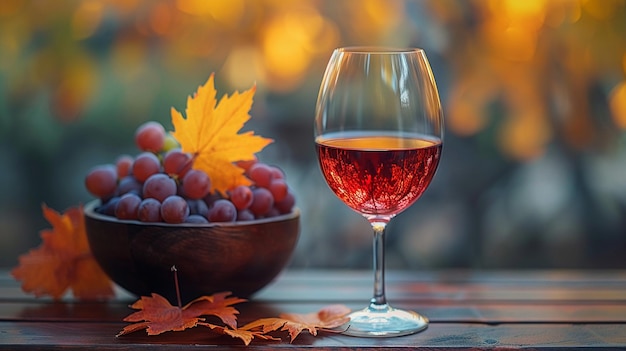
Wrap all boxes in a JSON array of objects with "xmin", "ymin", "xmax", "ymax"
[{"xmin": 1, "ymin": 0, "xmax": 626, "ymax": 271}]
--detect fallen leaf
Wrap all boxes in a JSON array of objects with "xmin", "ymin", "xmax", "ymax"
[
  {"xmin": 201, "ymin": 323, "xmax": 281, "ymax": 346},
  {"xmin": 117, "ymin": 292, "xmax": 246, "ymax": 336},
  {"xmin": 281, "ymin": 303, "xmax": 352, "ymax": 331},
  {"xmin": 185, "ymin": 291, "xmax": 246, "ymax": 329},
  {"xmin": 238, "ymin": 304, "xmax": 351, "ymax": 342},
  {"xmin": 171, "ymin": 74, "xmax": 273, "ymax": 195},
  {"xmin": 118, "ymin": 288, "xmax": 351, "ymax": 345},
  {"xmin": 11, "ymin": 204, "xmax": 114, "ymax": 300}
]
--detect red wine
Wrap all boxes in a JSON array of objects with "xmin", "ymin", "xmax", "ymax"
[{"xmin": 316, "ymin": 133, "xmax": 441, "ymax": 218}]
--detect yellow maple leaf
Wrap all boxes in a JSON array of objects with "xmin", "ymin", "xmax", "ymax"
[{"xmin": 170, "ymin": 74, "xmax": 273, "ymax": 195}]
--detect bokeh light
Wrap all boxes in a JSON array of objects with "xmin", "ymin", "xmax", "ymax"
[{"xmin": 1, "ymin": 0, "xmax": 625, "ymax": 270}]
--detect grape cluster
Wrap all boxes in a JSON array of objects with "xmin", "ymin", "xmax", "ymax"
[{"xmin": 85, "ymin": 121, "xmax": 296, "ymax": 224}]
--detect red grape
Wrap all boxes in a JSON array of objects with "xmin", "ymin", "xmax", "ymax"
[
  {"xmin": 247, "ymin": 163, "xmax": 273, "ymax": 188},
  {"xmin": 269, "ymin": 166, "xmax": 285, "ymax": 180},
  {"xmin": 249, "ymin": 187, "xmax": 274, "ymax": 216},
  {"xmin": 132, "ymin": 152, "xmax": 161, "ymax": 182},
  {"xmin": 163, "ymin": 149, "xmax": 192, "ymax": 178},
  {"xmin": 135, "ymin": 121, "xmax": 165, "ymax": 152},
  {"xmin": 138, "ymin": 198, "xmax": 162, "ymax": 222},
  {"xmin": 181, "ymin": 169, "xmax": 211, "ymax": 200},
  {"xmin": 229, "ymin": 185, "xmax": 253, "ymax": 210},
  {"xmin": 115, "ymin": 193, "xmax": 142, "ymax": 220},
  {"xmin": 115, "ymin": 155, "xmax": 133, "ymax": 179},
  {"xmin": 161, "ymin": 195, "xmax": 189, "ymax": 223},
  {"xmin": 268, "ymin": 178, "xmax": 288, "ymax": 202},
  {"xmin": 208, "ymin": 199, "xmax": 237, "ymax": 222},
  {"xmin": 143, "ymin": 173, "xmax": 177, "ymax": 202},
  {"xmin": 85, "ymin": 165, "xmax": 117, "ymax": 199},
  {"xmin": 275, "ymin": 191, "xmax": 295, "ymax": 214}
]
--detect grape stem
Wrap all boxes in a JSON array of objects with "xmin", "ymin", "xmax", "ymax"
[
  {"xmin": 171, "ymin": 265, "xmax": 182, "ymax": 308},
  {"xmin": 176, "ymin": 154, "xmax": 197, "ymax": 181},
  {"xmin": 186, "ymin": 153, "xmax": 198, "ymax": 171}
]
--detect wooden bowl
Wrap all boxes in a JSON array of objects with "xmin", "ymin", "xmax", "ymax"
[{"xmin": 84, "ymin": 200, "xmax": 300, "ymax": 302}]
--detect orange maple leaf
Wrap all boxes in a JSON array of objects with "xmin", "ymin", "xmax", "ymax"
[
  {"xmin": 11, "ymin": 204, "xmax": 114, "ymax": 300},
  {"xmin": 201, "ymin": 323, "xmax": 281, "ymax": 346},
  {"xmin": 238, "ymin": 304, "xmax": 351, "ymax": 342},
  {"xmin": 117, "ymin": 292, "xmax": 246, "ymax": 336},
  {"xmin": 171, "ymin": 74, "xmax": 273, "ymax": 195}
]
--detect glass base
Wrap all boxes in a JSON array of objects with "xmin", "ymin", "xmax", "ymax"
[{"xmin": 342, "ymin": 304, "xmax": 429, "ymax": 337}]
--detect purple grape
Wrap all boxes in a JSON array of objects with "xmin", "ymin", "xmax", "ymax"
[
  {"xmin": 115, "ymin": 193, "xmax": 142, "ymax": 220},
  {"xmin": 161, "ymin": 195, "xmax": 189, "ymax": 224},
  {"xmin": 249, "ymin": 187, "xmax": 274, "ymax": 216},
  {"xmin": 97, "ymin": 197, "xmax": 120, "ymax": 216},
  {"xmin": 185, "ymin": 214, "xmax": 209, "ymax": 224},
  {"xmin": 187, "ymin": 199, "xmax": 209, "ymax": 218},
  {"xmin": 143, "ymin": 173, "xmax": 177, "ymax": 202},
  {"xmin": 208, "ymin": 199, "xmax": 237, "ymax": 222},
  {"xmin": 118, "ymin": 176, "xmax": 143, "ymax": 196},
  {"xmin": 237, "ymin": 209, "xmax": 255, "ymax": 221},
  {"xmin": 264, "ymin": 207, "xmax": 280, "ymax": 218},
  {"xmin": 138, "ymin": 198, "xmax": 162, "ymax": 222},
  {"xmin": 181, "ymin": 169, "xmax": 211, "ymax": 200}
]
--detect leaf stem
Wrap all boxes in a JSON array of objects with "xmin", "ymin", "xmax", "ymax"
[{"xmin": 171, "ymin": 265, "xmax": 182, "ymax": 308}]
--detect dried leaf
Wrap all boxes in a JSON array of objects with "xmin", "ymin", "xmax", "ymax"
[
  {"xmin": 239, "ymin": 304, "xmax": 351, "ymax": 342},
  {"xmin": 11, "ymin": 204, "xmax": 114, "ymax": 300},
  {"xmin": 117, "ymin": 292, "xmax": 246, "ymax": 336},
  {"xmin": 118, "ymin": 285, "xmax": 350, "ymax": 345},
  {"xmin": 184, "ymin": 291, "xmax": 246, "ymax": 329},
  {"xmin": 281, "ymin": 303, "xmax": 352, "ymax": 330},
  {"xmin": 171, "ymin": 74, "xmax": 273, "ymax": 195},
  {"xmin": 201, "ymin": 323, "xmax": 281, "ymax": 346}
]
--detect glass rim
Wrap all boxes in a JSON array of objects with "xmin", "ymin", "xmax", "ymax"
[{"xmin": 335, "ymin": 46, "xmax": 425, "ymax": 54}]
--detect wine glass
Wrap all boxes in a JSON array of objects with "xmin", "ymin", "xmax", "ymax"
[{"xmin": 314, "ymin": 47, "xmax": 444, "ymax": 337}]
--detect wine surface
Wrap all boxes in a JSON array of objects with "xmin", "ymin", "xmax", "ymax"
[{"xmin": 316, "ymin": 133, "xmax": 441, "ymax": 219}]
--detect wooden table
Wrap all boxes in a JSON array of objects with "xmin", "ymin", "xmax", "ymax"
[{"xmin": 1, "ymin": 269, "xmax": 625, "ymax": 350}]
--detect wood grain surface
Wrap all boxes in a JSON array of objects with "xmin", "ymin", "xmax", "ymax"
[{"xmin": 1, "ymin": 269, "xmax": 625, "ymax": 350}]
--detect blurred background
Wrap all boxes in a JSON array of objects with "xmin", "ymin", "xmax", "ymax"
[{"xmin": 1, "ymin": 0, "xmax": 625, "ymax": 270}]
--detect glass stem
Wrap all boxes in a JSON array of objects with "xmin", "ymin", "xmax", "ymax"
[{"xmin": 370, "ymin": 222, "xmax": 387, "ymax": 308}]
